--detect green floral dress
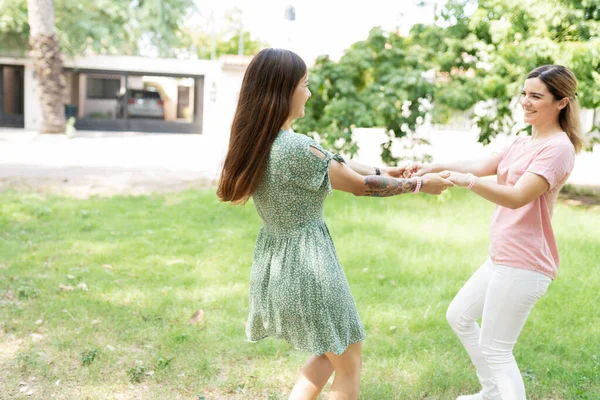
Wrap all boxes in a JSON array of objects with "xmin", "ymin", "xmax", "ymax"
[{"xmin": 246, "ymin": 129, "xmax": 365, "ymax": 356}]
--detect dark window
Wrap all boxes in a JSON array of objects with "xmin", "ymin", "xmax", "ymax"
[
  {"xmin": 87, "ymin": 78, "xmax": 121, "ymax": 99},
  {"xmin": 129, "ymin": 89, "xmax": 161, "ymax": 99}
]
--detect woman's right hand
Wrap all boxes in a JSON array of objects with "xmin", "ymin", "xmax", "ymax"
[{"xmin": 420, "ymin": 172, "xmax": 454, "ymax": 195}]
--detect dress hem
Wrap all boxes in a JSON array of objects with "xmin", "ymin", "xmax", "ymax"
[{"xmin": 247, "ymin": 333, "xmax": 366, "ymax": 356}]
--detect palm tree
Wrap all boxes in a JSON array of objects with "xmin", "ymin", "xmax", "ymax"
[{"xmin": 27, "ymin": 0, "xmax": 65, "ymax": 133}]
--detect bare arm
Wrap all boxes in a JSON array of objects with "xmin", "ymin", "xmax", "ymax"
[
  {"xmin": 344, "ymin": 159, "xmax": 380, "ymax": 176},
  {"xmin": 414, "ymin": 153, "xmax": 503, "ymax": 178},
  {"xmin": 328, "ymin": 158, "xmax": 452, "ymax": 196},
  {"xmin": 345, "ymin": 159, "xmax": 409, "ymax": 178},
  {"xmin": 307, "ymin": 146, "xmax": 452, "ymax": 196},
  {"xmin": 449, "ymin": 171, "xmax": 549, "ymax": 209}
]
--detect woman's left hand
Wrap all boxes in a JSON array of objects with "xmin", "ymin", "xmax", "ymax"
[{"xmin": 386, "ymin": 163, "xmax": 420, "ymax": 178}]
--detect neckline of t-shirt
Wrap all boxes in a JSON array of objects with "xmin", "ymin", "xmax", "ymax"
[{"xmin": 528, "ymin": 131, "xmax": 567, "ymax": 143}]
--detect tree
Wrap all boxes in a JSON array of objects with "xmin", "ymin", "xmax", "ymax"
[
  {"xmin": 297, "ymin": 0, "xmax": 600, "ymax": 164},
  {"xmin": 27, "ymin": 0, "xmax": 65, "ymax": 133},
  {"xmin": 0, "ymin": 0, "xmax": 197, "ymax": 57},
  {"xmin": 432, "ymin": 0, "xmax": 600, "ymax": 145},
  {"xmin": 181, "ymin": 7, "xmax": 268, "ymax": 59},
  {"xmin": 294, "ymin": 27, "xmax": 435, "ymax": 164},
  {"xmin": 0, "ymin": 0, "xmax": 197, "ymax": 134}
]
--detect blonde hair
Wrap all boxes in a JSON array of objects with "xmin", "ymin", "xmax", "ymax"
[{"xmin": 527, "ymin": 65, "xmax": 586, "ymax": 153}]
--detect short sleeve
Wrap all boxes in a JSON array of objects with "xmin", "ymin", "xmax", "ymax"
[
  {"xmin": 287, "ymin": 139, "xmax": 345, "ymax": 193},
  {"xmin": 490, "ymin": 136, "xmax": 519, "ymax": 159},
  {"xmin": 527, "ymin": 141, "xmax": 575, "ymax": 189}
]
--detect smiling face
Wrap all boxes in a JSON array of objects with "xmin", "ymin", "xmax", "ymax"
[
  {"xmin": 520, "ymin": 77, "xmax": 568, "ymax": 127},
  {"xmin": 289, "ymin": 74, "xmax": 311, "ymax": 121}
]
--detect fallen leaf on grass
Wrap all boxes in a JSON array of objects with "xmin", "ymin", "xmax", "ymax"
[
  {"xmin": 102, "ymin": 264, "xmax": 113, "ymax": 270},
  {"xmin": 77, "ymin": 283, "xmax": 89, "ymax": 291},
  {"xmin": 31, "ymin": 333, "xmax": 44, "ymax": 342},
  {"xmin": 166, "ymin": 259, "xmax": 185, "ymax": 266},
  {"xmin": 189, "ymin": 310, "xmax": 205, "ymax": 324},
  {"xmin": 59, "ymin": 284, "xmax": 74, "ymax": 291},
  {"xmin": 3, "ymin": 290, "xmax": 16, "ymax": 301}
]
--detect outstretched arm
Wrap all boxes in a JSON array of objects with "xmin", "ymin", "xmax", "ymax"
[
  {"xmin": 345, "ymin": 159, "xmax": 410, "ymax": 178},
  {"xmin": 412, "ymin": 153, "xmax": 503, "ymax": 178},
  {"xmin": 344, "ymin": 160, "xmax": 381, "ymax": 176},
  {"xmin": 307, "ymin": 146, "xmax": 452, "ymax": 196},
  {"xmin": 327, "ymin": 158, "xmax": 452, "ymax": 196},
  {"xmin": 448, "ymin": 171, "xmax": 549, "ymax": 209}
]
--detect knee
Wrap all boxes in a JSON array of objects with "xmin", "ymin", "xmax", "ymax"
[
  {"xmin": 480, "ymin": 341, "xmax": 515, "ymax": 365},
  {"xmin": 446, "ymin": 301, "xmax": 462, "ymax": 330},
  {"xmin": 334, "ymin": 348, "xmax": 362, "ymax": 377},
  {"xmin": 340, "ymin": 353, "xmax": 362, "ymax": 376}
]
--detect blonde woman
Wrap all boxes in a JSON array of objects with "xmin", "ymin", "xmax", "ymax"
[{"xmin": 412, "ymin": 65, "xmax": 584, "ymax": 400}]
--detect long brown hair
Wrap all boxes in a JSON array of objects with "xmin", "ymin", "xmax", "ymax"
[
  {"xmin": 217, "ymin": 49, "xmax": 307, "ymax": 204},
  {"xmin": 527, "ymin": 65, "xmax": 586, "ymax": 153}
]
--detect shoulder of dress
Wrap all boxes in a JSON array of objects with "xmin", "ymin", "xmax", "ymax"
[{"xmin": 282, "ymin": 131, "xmax": 315, "ymax": 148}]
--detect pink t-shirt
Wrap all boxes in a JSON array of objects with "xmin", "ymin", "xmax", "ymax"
[{"xmin": 489, "ymin": 133, "xmax": 575, "ymax": 279}]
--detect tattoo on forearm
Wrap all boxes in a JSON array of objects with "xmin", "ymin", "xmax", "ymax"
[{"xmin": 364, "ymin": 176, "xmax": 416, "ymax": 197}]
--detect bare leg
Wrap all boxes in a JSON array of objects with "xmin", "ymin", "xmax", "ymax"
[
  {"xmin": 324, "ymin": 342, "xmax": 362, "ymax": 400},
  {"xmin": 289, "ymin": 355, "xmax": 334, "ymax": 400}
]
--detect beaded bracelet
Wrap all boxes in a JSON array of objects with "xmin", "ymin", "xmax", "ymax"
[
  {"xmin": 413, "ymin": 177, "xmax": 422, "ymax": 194},
  {"xmin": 467, "ymin": 173, "xmax": 475, "ymax": 189}
]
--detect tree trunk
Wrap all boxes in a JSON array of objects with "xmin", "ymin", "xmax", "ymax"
[{"xmin": 27, "ymin": 0, "xmax": 66, "ymax": 134}]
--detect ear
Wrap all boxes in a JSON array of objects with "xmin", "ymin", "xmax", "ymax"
[{"xmin": 557, "ymin": 97, "xmax": 569, "ymax": 110}]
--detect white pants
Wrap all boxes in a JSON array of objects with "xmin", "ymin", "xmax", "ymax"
[{"xmin": 446, "ymin": 258, "xmax": 552, "ymax": 400}]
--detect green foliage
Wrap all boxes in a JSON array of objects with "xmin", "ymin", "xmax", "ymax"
[
  {"xmin": 0, "ymin": 0, "xmax": 28, "ymax": 55},
  {"xmin": 298, "ymin": 0, "xmax": 600, "ymax": 163},
  {"xmin": 432, "ymin": 0, "xmax": 600, "ymax": 145},
  {"xmin": 0, "ymin": 1, "xmax": 267, "ymax": 58},
  {"xmin": 295, "ymin": 27, "xmax": 435, "ymax": 164},
  {"xmin": 0, "ymin": 0, "xmax": 196, "ymax": 57},
  {"xmin": 16, "ymin": 285, "xmax": 40, "ymax": 300},
  {"xmin": 80, "ymin": 348, "xmax": 98, "ymax": 366},
  {"xmin": 156, "ymin": 356, "xmax": 173, "ymax": 370},
  {"xmin": 190, "ymin": 31, "xmax": 268, "ymax": 59},
  {"xmin": 126, "ymin": 365, "xmax": 148, "ymax": 383}
]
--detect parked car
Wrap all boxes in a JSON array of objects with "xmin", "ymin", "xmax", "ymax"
[{"xmin": 116, "ymin": 89, "xmax": 165, "ymax": 119}]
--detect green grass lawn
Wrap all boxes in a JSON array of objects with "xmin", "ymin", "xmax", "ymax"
[{"xmin": 0, "ymin": 188, "xmax": 598, "ymax": 399}]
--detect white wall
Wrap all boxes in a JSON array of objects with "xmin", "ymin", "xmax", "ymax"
[
  {"xmin": 24, "ymin": 65, "xmax": 42, "ymax": 130},
  {"xmin": 128, "ymin": 76, "xmax": 144, "ymax": 90},
  {"xmin": 1, "ymin": 55, "xmax": 223, "ymax": 132}
]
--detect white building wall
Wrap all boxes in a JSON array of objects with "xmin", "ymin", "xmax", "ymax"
[
  {"xmin": 24, "ymin": 64, "xmax": 42, "ymax": 130},
  {"xmin": 0, "ymin": 54, "xmax": 251, "ymax": 136}
]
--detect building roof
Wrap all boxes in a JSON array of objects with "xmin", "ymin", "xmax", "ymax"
[{"xmin": 219, "ymin": 55, "xmax": 253, "ymax": 70}]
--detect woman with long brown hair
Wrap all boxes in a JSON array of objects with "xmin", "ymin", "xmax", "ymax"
[
  {"xmin": 218, "ymin": 48, "xmax": 452, "ymax": 399},
  {"xmin": 411, "ymin": 65, "xmax": 584, "ymax": 400}
]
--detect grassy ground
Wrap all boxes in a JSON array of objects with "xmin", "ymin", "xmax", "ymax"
[{"xmin": 0, "ymin": 188, "xmax": 598, "ymax": 399}]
